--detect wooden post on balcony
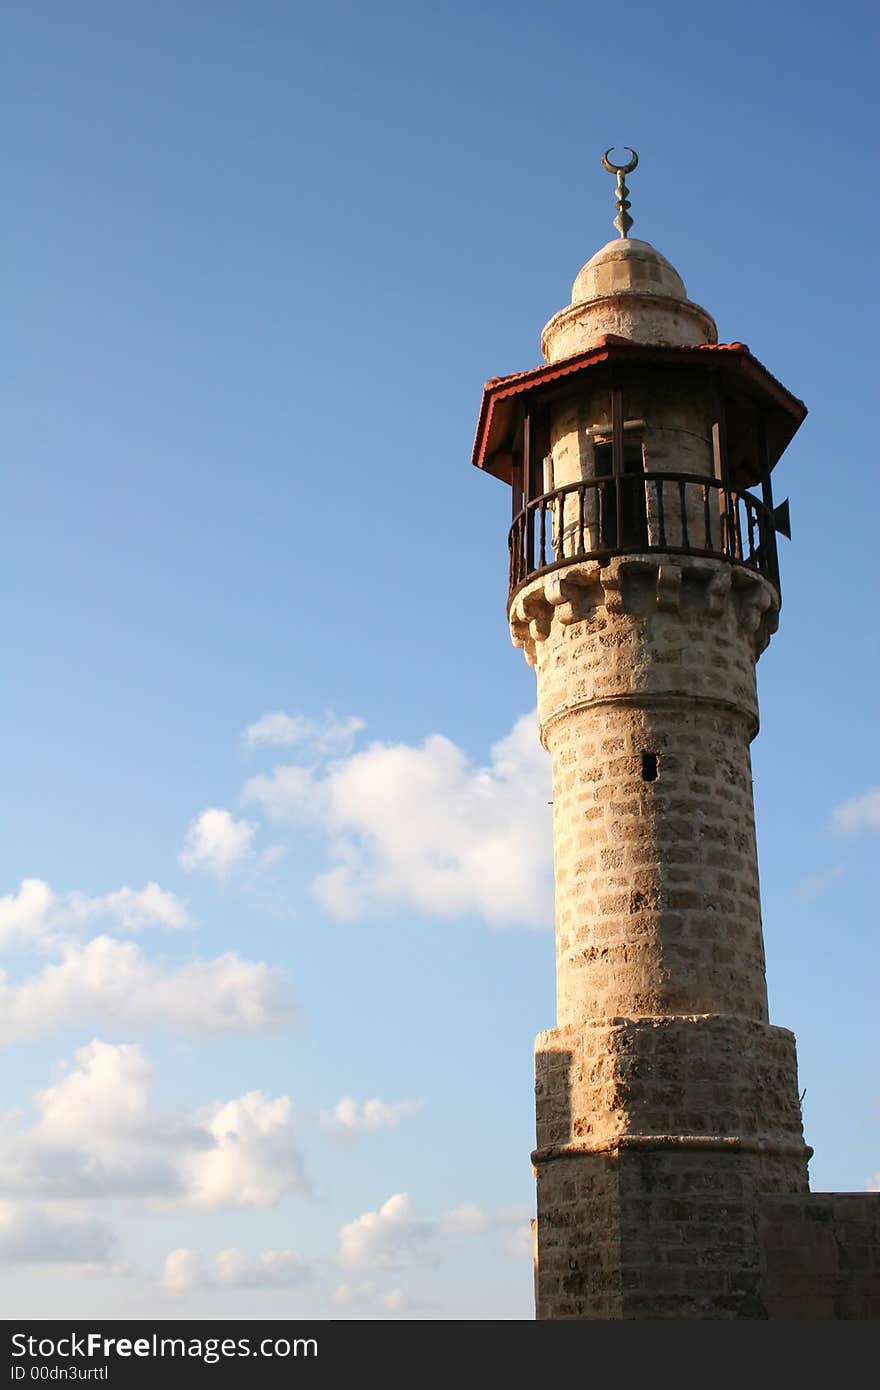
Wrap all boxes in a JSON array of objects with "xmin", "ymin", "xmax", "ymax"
[
  {"xmin": 756, "ymin": 409, "xmax": 780, "ymax": 595},
  {"xmin": 523, "ymin": 410, "xmax": 533, "ymax": 577},
  {"xmin": 510, "ymin": 443, "xmax": 524, "ymax": 589},
  {"xmin": 711, "ymin": 382, "xmax": 735, "ymax": 558},
  {"xmin": 611, "ymin": 384, "xmax": 624, "ymax": 549},
  {"xmin": 511, "ymin": 454, "xmax": 523, "ymax": 521}
]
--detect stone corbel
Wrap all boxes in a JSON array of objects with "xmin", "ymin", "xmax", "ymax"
[
  {"xmin": 706, "ymin": 565, "xmax": 732, "ymax": 615},
  {"xmin": 599, "ymin": 569, "xmax": 626, "ymax": 615},
  {"xmin": 545, "ymin": 572, "xmax": 585, "ymax": 628},
  {"xmin": 656, "ymin": 564, "xmax": 683, "ymax": 612},
  {"xmin": 509, "ymin": 617, "xmax": 536, "ymax": 666},
  {"xmin": 735, "ymin": 572, "xmax": 773, "ymax": 635},
  {"xmin": 510, "ymin": 587, "xmax": 552, "ymax": 665}
]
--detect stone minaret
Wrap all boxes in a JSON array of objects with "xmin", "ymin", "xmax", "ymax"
[{"xmin": 472, "ymin": 155, "xmax": 814, "ymax": 1319}]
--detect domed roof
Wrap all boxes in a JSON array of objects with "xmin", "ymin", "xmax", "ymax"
[
  {"xmin": 571, "ymin": 238, "xmax": 688, "ymax": 304},
  {"xmin": 541, "ymin": 236, "xmax": 717, "ymax": 363}
]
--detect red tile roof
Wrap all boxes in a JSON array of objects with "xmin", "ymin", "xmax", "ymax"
[{"xmin": 471, "ymin": 337, "xmax": 807, "ymax": 480}]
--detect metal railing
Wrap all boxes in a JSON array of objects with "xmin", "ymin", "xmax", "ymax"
[{"xmin": 508, "ymin": 471, "xmax": 779, "ymax": 599}]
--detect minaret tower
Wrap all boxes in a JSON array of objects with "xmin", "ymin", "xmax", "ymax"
[{"xmin": 472, "ymin": 152, "xmax": 811, "ymax": 1319}]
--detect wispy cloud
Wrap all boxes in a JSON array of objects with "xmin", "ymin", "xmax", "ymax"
[
  {"xmin": 161, "ymin": 1246, "xmax": 312, "ymax": 1292},
  {"xmin": 797, "ymin": 864, "xmax": 846, "ymax": 900},
  {"xmin": 331, "ymin": 1280, "xmax": 408, "ymax": 1313},
  {"xmin": 337, "ymin": 1193, "xmax": 530, "ymax": 1272},
  {"xmin": 832, "ymin": 787, "xmax": 880, "ymax": 835},
  {"xmin": 243, "ymin": 712, "xmax": 364, "ymax": 757},
  {"xmin": 319, "ymin": 1096, "xmax": 422, "ymax": 1137}
]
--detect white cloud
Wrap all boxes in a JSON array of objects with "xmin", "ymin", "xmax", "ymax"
[
  {"xmin": 240, "ymin": 765, "xmax": 325, "ymax": 827},
  {"xmin": 0, "ymin": 1042, "xmax": 307, "ymax": 1211},
  {"xmin": 0, "ymin": 937, "xmax": 291, "ymax": 1045},
  {"xmin": 242, "ymin": 712, "xmax": 552, "ymax": 928},
  {"xmin": 331, "ymin": 1280, "xmax": 407, "ymax": 1313},
  {"xmin": 34, "ymin": 1039, "xmax": 153, "ymax": 1159},
  {"xmin": 0, "ymin": 1202, "xmax": 117, "ymax": 1266},
  {"xmin": 0, "ymin": 878, "xmax": 189, "ymax": 949},
  {"xmin": 244, "ymin": 711, "xmax": 364, "ymax": 755},
  {"xmin": 0, "ymin": 1041, "xmax": 169, "ymax": 1201},
  {"xmin": 0, "ymin": 879, "xmax": 56, "ymax": 948},
  {"xmin": 182, "ymin": 1092, "xmax": 307, "ymax": 1208},
  {"xmin": 337, "ymin": 1194, "xmax": 531, "ymax": 1272},
  {"xmin": 441, "ymin": 1202, "xmax": 496, "ymax": 1235},
  {"xmin": 320, "ymin": 1096, "xmax": 422, "ymax": 1136},
  {"xmin": 178, "ymin": 809, "xmax": 256, "ymax": 875},
  {"xmin": 258, "ymin": 845, "xmax": 286, "ymax": 870},
  {"xmin": 214, "ymin": 1247, "xmax": 310, "ymax": 1287},
  {"xmin": 161, "ymin": 1246, "xmax": 311, "ymax": 1292},
  {"xmin": 441, "ymin": 1203, "xmax": 530, "ymax": 1245},
  {"xmin": 832, "ymin": 787, "xmax": 880, "ymax": 835},
  {"xmin": 503, "ymin": 1223, "xmax": 534, "ymax": 1259},
  {"xmin": 92, "ymin": 884, "xmax": 190, "ymax": 932},
  {"xmin": 161, "ymin": 1247, "xmax": 201, "ymax": 1292},
  {"xmin": 338, "ymin": 1193, "xmax": 435, "ymax": 1271}
]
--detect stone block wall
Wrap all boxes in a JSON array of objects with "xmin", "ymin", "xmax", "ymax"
[
  {"xmin": 760, "ymin": 1193, "xmax": 880, "ymax": 1319},
  {"xmin": 532, "ymin": 1025, "xmax": 811, "ymax": 1319},
  {"xmin": 535, "ymin": 1017, "xmax": 808, "ymax": 1154},
  {"xmin": 534, "ymin": 1145, "xmax": 815, "ymax": 1320},
  {"xmin": 521, "ymin": 557, "xmax": 775, "ymax": 1028}
]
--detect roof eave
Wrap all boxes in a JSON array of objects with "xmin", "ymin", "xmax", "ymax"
[{"xmin": 471, "ymin": 341, "xmax": 806, "ymax": 483}]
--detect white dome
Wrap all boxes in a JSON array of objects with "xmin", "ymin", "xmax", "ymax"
[
  {"xmin": 541, "ymin": 237, "xmax": 717, "ymax": 362},
  {"xmin": 571, "ymin": 238, "xmax": 688, "ymax": 304}
]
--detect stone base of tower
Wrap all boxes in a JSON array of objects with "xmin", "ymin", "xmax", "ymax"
[
  {"xmin": 533, "ymin": 1144, "xmax": 803, "ymax": 1319},
  {"xmin": 532, "ymin": 1161, "xmax": 880, "ymax": 1319},
  {"xmin": 535, "ymin": 1016, "xmax": 810, "ymax": 1152},
  {"xmin": 533, "ymin": 1015, "xmax": 812, "ymax": 1319}
]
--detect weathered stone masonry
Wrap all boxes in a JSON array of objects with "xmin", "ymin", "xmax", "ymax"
[
  {"xmin": 525, "ymin": 554, "xmax": 808, "ymax": 1319},
  {"xmin": 472, "ymin": 209, "xmax": 880, "ymax": 1318}
]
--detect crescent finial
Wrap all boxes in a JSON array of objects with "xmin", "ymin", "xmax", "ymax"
[
  {"xmin": 602, "ymin": 147, "xmax": 639, "ymax": 237},
  {"xmin": 602, "ymin": 147, "xmax": 639, "ymax": 176}
]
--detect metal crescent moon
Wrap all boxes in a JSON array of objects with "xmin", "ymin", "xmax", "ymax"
[{"xmin": 602, "ymin": 147, "xmax": 639, "ymax": 176}]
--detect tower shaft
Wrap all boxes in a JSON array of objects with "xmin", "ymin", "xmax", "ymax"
[{"xmin": 522, "ymin": 550, "xmax": 808, "ymax": 1318}]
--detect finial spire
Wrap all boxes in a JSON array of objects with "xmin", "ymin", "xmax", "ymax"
[{"xmin": 602, "ymin": 147, "xmax": 639, "ymax": 237}]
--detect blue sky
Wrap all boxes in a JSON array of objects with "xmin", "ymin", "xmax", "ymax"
[{"xmin": 2, "ymin": 0, "xmax": 877, "ymax": 1318}]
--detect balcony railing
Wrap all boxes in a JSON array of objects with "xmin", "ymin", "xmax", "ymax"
[{"xmin": 508, "ymin": 471, "xmax": 779, "ymax": 600}]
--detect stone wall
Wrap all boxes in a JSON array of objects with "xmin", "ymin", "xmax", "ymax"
[
  {"xmin": 761, "ymin": 1193, "xmax": 880, "ymax": 1319},
  {"xmin": 520, "ymin": 556, "xmax": 774, "ymax": 1027}
]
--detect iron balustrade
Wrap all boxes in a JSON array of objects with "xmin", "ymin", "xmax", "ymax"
[{"xmin": 508, "ymin": 471, "xmax": 779, "ymax": 600}]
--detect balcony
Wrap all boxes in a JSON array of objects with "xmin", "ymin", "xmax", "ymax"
[{"xmin": 508, "ymin": 471, "xmax": 779, "ymax": 602}]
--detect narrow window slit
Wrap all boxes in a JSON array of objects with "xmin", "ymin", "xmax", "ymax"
[{"xmin": 641, "ymin": 752, "xmax": 659, "ymax": 782}]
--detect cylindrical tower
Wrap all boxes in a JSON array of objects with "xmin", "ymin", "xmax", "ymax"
[{"xmin": 472, "ymin": 162, "xmax": 810, "ymax": 1319}]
